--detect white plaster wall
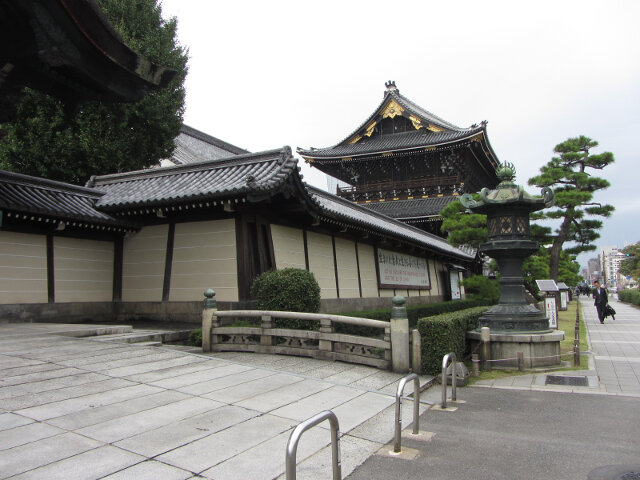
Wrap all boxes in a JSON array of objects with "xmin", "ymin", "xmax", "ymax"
[
  {"xmin": 357, "ymin": 243, "xmax": 378, "ymax": 298},
  {"xmin": 271, "ymin": 224, "xmax": 306, "ymax": 269},
  {"xmin": 170, "ymin": 219, "xmax": 238, "ymax": 302},
  {"xmin": 306, "ymin": 231, "xmax": 337, "ymax": 299},
  {"xmin": 0, "ymin": 231, "xmax": 47, "ymax": 304},
  {"xmin": 122, "ymin": 225, "xmax": 168, "ymax": 302},
  {"xmin": 334, "ymin": 237, "xmax": 360, "ymax": 298},
  {"xmin": 54, "ymin": 237, "xmax": 113, "ymax": 302}
]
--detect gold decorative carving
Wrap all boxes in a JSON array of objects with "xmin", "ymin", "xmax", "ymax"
[
  {"xmin": 427, "ymin": 124, "xmax": 444, "ymax": 132},
  {"xmin": 365, "ymin": 122, "xmax": 377, "ymax": 137},
  {"xmin": 349, "ymin": 135, "xmax": 362, "ymax": 144},
  {"xmin": 381, "ymin": 100, "xmax": 404, "ymax": 119},
  {"xmin": 424, "ymin": 146, "xmax": 436, "ymax": 151},
  {"xmin": 409, "ymin": 115, "xmax": 423, "ymax": 130},
  {"xmin": 470, "ymin": 133, "xmax": 483, "ymax": 142},
  {"xmin": 341, "ymin": 157, "xmax": 353, "ymax": 162},
  {"xmin": 381, "ymin": 151, "xmax": 392, "ymax": 156}
]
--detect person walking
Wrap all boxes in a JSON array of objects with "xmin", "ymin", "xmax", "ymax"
[{"xmin": 593, "ymin": 280, "xmax": 608, "ymax": 323}]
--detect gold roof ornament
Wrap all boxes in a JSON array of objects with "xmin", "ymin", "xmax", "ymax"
[{"xmin": 381, "ymin": 100, "xmax": 404, "ymax": 119}]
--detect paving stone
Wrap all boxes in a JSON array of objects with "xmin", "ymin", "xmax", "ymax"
[
  {"xmin": 115, "ymin": 404, "xmax": 259, "ymax": 457},
  {"xmin": 157, "ymin": 414, "xmax": 295, "ymax": 473},
  {"xmin": 235, "ymin": 379, "xmax": 333, "ymax": 413},
  {"xmin": 8, "ymin": 445, "xmax": 144, "ymax": 480},
  {"xmin": 325, "ymin": 391, "xmax": 395, "ymax": 433},
  {"xmin": 0, "ymin": 378, "xmax": 134, "ymax": 411},
  {"xmin": 48, "ymin": 390, "xmax": 190, "ymax": 430},
  {"xmin": 16, "ymin": 384, "xmax": 164, "ymax": 421},
  {"xmin": 99, "ymin": 355, "xmax": 206, "ymax": 377},
  {"xmin": 0, "ymin": 432, "xmax": 102, "ymax": 478},
  {"xmin": 147, "ymin": 362, "xmax": 254, "ymax": 389},
  {"xmin": 0, "ymin": 372, "xmax": 111, "ymax": 400},
  {"xmin": 0, "ymin": 412, "xmax": 33, "ymax": 431},
  {"xmin": 269, "ymin": 385, "xmax": 363, "ymax": 421},
  {"xmin": 100, "ymin": 460, "xmax": 193, "ymax": 480},
  {"xmin": 200, "ymin": 425, "xmax": 329, "ymax": 480},
  {"xmin": 177, "ymin": 367, "xmax": 271, "ymax": 396},
  {"xmin": 0, "ymin": 366, "xmax": 87, "ymax": 388},
  {"xmin": 203, "ymin": 372, "xmax": 303, "ymax": 403},
  {"xmin": 275, "ymin": 433, "xmax": 380, "ymax": 480},
  {"xmin": 122, "ymin": 359, "xmax": 228, "ymax": 383},
  {"xmin": 0, "ymin": 421, "xmax": 64, "ymax": 450},
  {"xmin": 77, "ymin": 396, "xmax": 225, "ymax": 443},
  {"xmin": 1, "ymin": 363, "xmax": 64, "ymax": 378}
]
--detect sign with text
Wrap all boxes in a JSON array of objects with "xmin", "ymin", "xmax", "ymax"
[
  {"xmin": 545, "ymin": 297, "xmax": 558, "ymax": 329},
  {"xmin": 450, "ymin": 271, "xmax": 461, "ymax": 300},
  {"xmin": 377, "ymin": 249, "xmax": 430, "ymax": 289}
]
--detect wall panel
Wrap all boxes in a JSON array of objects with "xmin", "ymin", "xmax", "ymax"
[
  {"xmin": 0, "ymin": 231, "xmax": 47, "ymax": 304},
  {"xmin": 122, "ymin": 225, "xmax": 168, "ymax": 302},
  {"xmin": 334, "ymin": 237, "xmax": 360, "ymax": 298},
  {"xmin": 170, "ymin": 219, "xmax": 238, "ymax": 302},
  {"xmin": 54, "ymin": 237, "xmax": 113, "ymax": 302},
  {"xmin": 271, "ymin": 225, "xmax": 306, "ymax": 269},
  {"xmin": 306, "ymin": 231, "xmax": 337, "ymax": 299},
  {"xmin": 358, "ymin": 243, "xmax": 378, "ymax": 298}
]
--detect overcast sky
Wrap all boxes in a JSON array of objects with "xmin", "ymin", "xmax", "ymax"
[{"xmin": 160, "ymin": 0, "xmax": 640, "ymax": 270}]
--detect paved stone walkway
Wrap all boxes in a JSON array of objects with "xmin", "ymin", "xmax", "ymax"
[
  {"xmin": 0, "ymin": 323, "xmax": 433, "ymax": 480},
  {"xmin": 470, "ymin": 295, "xmax": 640, "ymax": 396}
]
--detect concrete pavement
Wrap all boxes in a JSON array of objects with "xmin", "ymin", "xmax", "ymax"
[{"xmin": 346, "ymin": 295, "xmax": 640, "ymax": 479}]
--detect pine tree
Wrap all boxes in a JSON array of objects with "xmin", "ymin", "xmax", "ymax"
[
  {"xmin": 0, "ymin": 0, "xmax": 188, "ymax": 185},
  {"xmin": 528, "ymin": 136, "xmax": 614, "ymax": 281}
]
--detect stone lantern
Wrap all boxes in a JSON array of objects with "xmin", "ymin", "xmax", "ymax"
[{"xmin": 463, "ymin": 162, "xmax": 564, "ymax": 368}]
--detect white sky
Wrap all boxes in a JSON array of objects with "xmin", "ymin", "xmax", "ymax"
[{"xmin": 160, "ymin": 0, "xmax": 640, "ymax": 270}]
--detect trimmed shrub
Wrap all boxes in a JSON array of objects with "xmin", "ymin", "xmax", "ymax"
[
  {"xmin": 339, "ymin": 297, "xmax": 494, "ymax": 337},
  {"xmin": 618, "ymin": 289, "xmax": 640, "ymax": 306},
  {"xmin": 250, "ymin": 268, "xmax": 321, "ymax": 329},
  {"xmin": 462, "ymin": 275, "xmax": 500, "ymax": 304},
  {"xmin": 188, "ymin": 328, "xmax": 202, "ymax": 347},
  {"xmin": 417, "ymin": 306, "xmax": 489, "ymax": 375}
]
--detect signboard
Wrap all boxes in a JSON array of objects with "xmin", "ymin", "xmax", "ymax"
[
  {"xmin": 559, "ymin": 291, "xmax": 568, "ymax": 310},
  {"xmin": 377, "ymin": 249, "xmax": 430, "ymax": 289},
  {"xmin": 545, "ymin": 296, "xmax": 558, "ymax": 329},
  {"xmin": 450, "ymin": 271, "xmax": 461, "ymax": 300}
]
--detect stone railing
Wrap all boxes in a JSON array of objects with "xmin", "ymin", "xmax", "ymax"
[{"xmin": 201, "ymin": 290, "xmax": 412, "ymax": 371}]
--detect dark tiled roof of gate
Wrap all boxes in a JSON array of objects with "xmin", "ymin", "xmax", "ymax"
[
  {"xmin": 0, "ymin": 170, "xmax": 130, "ymax": 226},
  {"xmin": 308, "ymin": 186, "xmax": 473, "ymax": 260},
  {"xmin": 298, "ymin": 86, "xmax": 486, "ymax": 159},
  {"xmin": 90, "ymin": 147, "xmax": 301, "ymax": 209},
  {"xmin": 360, "ymin": 196, "xmax": 459, "ymax": 219}
]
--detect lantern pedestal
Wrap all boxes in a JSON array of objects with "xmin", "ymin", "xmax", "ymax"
[{"xmin": 467, "ymin": 330, "xmax": 565, "ymax": 368}]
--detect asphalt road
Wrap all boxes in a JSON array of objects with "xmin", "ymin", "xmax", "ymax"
[{"xmin": 346, "ymin": 387, "xmax": 640, "ymax": 480}]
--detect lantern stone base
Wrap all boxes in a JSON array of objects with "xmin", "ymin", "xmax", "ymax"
[{"xmin": 467, "ymin": 330, "xmax": 565, "ymax": 369}]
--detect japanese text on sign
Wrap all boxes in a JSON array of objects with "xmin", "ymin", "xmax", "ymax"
[{"xmin": 377, "ymin": 249, "xmax": 430, "ymax": 288}]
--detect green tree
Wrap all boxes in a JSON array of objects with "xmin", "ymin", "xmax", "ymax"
[
  {"xmin": 0, "ymin": 0, "xmax": 187, "ymax": 185},
  {"xmin": 528, "ymin": 136, "xmax": 614, "ymax": 281},
  {"xmin": 440, "ymin": 195, "xmax": 487, "ymax": 249},
  {"xmin": 620, "ymin": 242, "xmax": 640, "ymax": 280}
]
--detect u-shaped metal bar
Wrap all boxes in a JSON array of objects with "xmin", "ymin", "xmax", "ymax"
[
  {"xmin": 394, "ymin": 373, "xmax": 421, "ymax": 453},
  {"xmin": 441, "ymin": 352, "xmax": 457, "ymax": 408}
]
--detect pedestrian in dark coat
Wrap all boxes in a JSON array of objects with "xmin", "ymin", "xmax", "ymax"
[{"xmin": 593, "ymin": 280, "xmax": 608, "ymax": 323}]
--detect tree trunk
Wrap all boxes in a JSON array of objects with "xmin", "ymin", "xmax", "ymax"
[{"xmin": 549, "ymin": 210, "xmax": 574, "ymax": 281}]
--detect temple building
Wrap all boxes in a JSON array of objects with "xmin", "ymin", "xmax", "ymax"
[{"xmin": 298, "ymin": 81, "xmax": 501, "ymax": 236}]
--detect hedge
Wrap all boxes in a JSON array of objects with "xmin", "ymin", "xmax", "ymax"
[
  {"xmin": 618, "ymin": 289, "xmax": 640, "ymax": 306},
  {"xmin": 417, "ymin": 306, "xmax": 489, "ymax": 375},
  {"xmin": 338, "ymin": 297, "xmax": 493, "ymax": 337}
]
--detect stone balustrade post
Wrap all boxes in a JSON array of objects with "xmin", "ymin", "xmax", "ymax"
[
  {"xmin": 411, "ymin": 328, "xmax": 422, "ymax": 374},
  {"xmin": 319, "ymin": 318, "xmax": 333, "ymax": 352},
  {"xmin": 390, "ymin": 295, "xmax": 410, "ymax": 373},
  {"xmin": 261, "ymin": 315, "xmax": 274, "ymax": 347},
  {"xmin": 201, "ymin": 288, "xmax": 217, "ymax": 353}
]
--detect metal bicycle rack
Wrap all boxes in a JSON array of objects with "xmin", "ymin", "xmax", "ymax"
[
  {"xmin": 394, "ymin": 373, "xmax": 421, "ymax": 453},
  {"xmin": 441, "ymin": 352, "xmax": 457, "ymax": 408},
  {"xmin": 286, "ymin": 410, "xmax": 341, "ymax": 480}
]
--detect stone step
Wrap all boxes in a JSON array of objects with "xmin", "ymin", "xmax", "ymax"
[
  {"xmin": 51, "ymin": 325, "xmax": 133, "ymax": 338},
  {"xmin": 87, "ymin": 329, "xmax": 192, "ymax": 345},
  {"xmin": 130, "ymin": 341, "xmax": 163, "ymax": 347}
]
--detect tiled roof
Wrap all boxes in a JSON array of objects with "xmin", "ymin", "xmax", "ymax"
[
  {"xmin": 0, "ymin": 170, "xmax": 133, "ymax": 228},
  {"xmin": 360, "ymin": 196, "xmax": 459, "ymax": 219},
  {"xmin": 91, "ymin": 147, "xmax": 303, "ymax": 210},
  {"xmin": 308, "ymin": 186, "xmax": 473, "ymax": 261},
  {"xmin": 298, "ymin": 85, "xmax": 486, "ymax": 159},
  {"xmin": 170, "ymin": 125, "xmax": 249, "ymax": 165}
]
